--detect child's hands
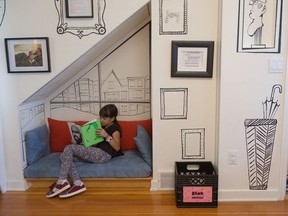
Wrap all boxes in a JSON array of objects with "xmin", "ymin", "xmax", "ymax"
[{"xmin": 96, "ymin": 128, "xmax": 109, "ymax": 138}]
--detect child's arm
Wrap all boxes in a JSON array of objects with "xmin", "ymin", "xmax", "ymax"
[{"xmin": 96, "ymin": 128, "xmax": 121, "ymax": 151}]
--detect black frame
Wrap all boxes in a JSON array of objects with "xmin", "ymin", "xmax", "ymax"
[
  {"xmin": 5, "ymin": 37, "xmax": 51, "ymax": 73},
  {"xmin": 171, "ymin": 41, "xmax": 214, "ymax": 78},
  {"xmin": 66, "ymin": 0, "xmax": 94, "ymax": 18}
]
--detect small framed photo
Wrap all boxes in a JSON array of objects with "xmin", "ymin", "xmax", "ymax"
[
  {"xmin": 66, "ymin": 0, "xmax": 93, "ymax": 18},
  {"xmin": 171, "ymin": 41, "xmax": 214, "ymax": 78},
  {"xmin": 5, "ymin": 37, "xmax": 51, "ymax": 73}
]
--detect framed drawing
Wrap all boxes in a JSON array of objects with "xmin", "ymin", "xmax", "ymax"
[
  {"xmin": 237, "ymin": 0, "xmax": 283, "ymax": 53},
  {"xmin": 171, "ymin": 41, "xmax": 214, "ymax": 78},
  {"xmin": 181, "ymin": 128, "xmax": 205, "ymax": 159},
  {"xmin": 55, "ymin": 0, "xmax": 106, "ymax": 38},
  {"xmin": 65, "ymin": 0, "xmax": 93, "ymax": 18},
  {"xmin": 159, "ymin": 0, "xmax": 188, "ymax": 35},
  {"xmin": 5, "ymin": 37, "xmax": 51, "ymax": 73},
  {"xmin": 160, "ymin": 88, "xmax": 188, "ymax": 120}
]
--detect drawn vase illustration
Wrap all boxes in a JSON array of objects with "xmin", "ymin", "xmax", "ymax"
[{"xmin": 244, "ymin": 84, "xmax": 282, "ymax": 190}]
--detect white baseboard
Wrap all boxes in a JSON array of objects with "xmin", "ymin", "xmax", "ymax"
[
  {"xmin": 218, "ymin": 189, "xmax": 280, "ymax": 201},
  {"xmin": 7, "ymin": 180, "xmax": 28, "ymax": 191}
]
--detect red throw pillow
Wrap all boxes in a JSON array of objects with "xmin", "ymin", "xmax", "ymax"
[
  {"xmin": 118, "ymin": 119, "xmax": 152, "ymax": 151},
  {"xmin": 48, "ymin": 118, "xmax": 87, "ymax": 152}
]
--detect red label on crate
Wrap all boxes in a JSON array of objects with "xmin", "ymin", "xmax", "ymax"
[{"xmin": 183, "ymin": 186, "xmax": 212, "ymax": 203}]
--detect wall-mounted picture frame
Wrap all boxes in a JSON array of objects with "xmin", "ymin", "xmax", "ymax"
[
  {"xmin": 171, "ymin": 41, "xmax": 214, "ymax": 78},
  {"xmin": 56, "ymin": 0, "xmax": 105, "ymax": 38},
  {"xmin": 66, "ymin": 0, "xmax": 94, "ymax": 18},
  {"xmin": 5, "ymin": 37, "xmax": 51, "ymax": 73},
  {"xmin": 237, "ymin": 0, "xmax": 282, "ymax": 53}
]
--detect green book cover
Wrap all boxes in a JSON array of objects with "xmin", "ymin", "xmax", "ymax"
[{"xmin": 80, "ymin": 119, "xmax": 104, "ymax": 147}]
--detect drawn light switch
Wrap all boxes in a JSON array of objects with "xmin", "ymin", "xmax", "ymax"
[{"xmin": 270, "ymin": 58, "xmax": 283, "ymax": 73}]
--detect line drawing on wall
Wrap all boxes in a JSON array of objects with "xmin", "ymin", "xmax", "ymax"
[
  {"xmin": 50, "ymin": 68, "xmax": 150, "ymax": 118},
  {"xmin": 0, "ymin": 0, "xmax": 6, "ymax": 28},
  {"xmin": 49, "ymin": 24, "xmax": 150, "ymax": 120},
  {"xmin": 159, "ymin": 0, "xmax": 187, "ymax": 35},
  {"xmin": 237, "ymin": 0, "xmax": 282, "ymax": 53},
  {"xmin": 55, "ymin": 0, "xmax": 106, "ymax": 38},
  {"xmin": 160, "ymin": 88, "xmax": 188, "ymax": 119},
  {"xmin": 244, "ymin": 84, "xmax": 282, "ymax": 190},
  {"xmin": 182, "ymin": 128, "xmax": 205, "ymax": 159}
]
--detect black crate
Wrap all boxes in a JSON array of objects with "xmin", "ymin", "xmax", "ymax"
[{"xmin": 175, "ymin": 161, "xmax": 218, "ymax": 208}]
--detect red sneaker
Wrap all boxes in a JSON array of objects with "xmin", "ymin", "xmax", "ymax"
[
  {"xmin": 59, "ymin": 183, "xmax": 86, "ymax": 198},
  {"xmin": 46, "ymin": 180, "xmax": 71, "ymax": 198}
]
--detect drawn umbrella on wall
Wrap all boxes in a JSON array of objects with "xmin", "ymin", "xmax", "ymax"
[{"xmin": 244, "ymin": 84, "xmax": 282, "ymax": 190}]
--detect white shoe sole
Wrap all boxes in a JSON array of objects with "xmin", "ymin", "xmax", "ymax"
[{"xmin": 59, "ymin": 187, "xmax": 86, "ymax": 198}]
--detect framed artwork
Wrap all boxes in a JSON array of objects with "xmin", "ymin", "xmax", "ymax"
[
  {"xmin": 159, "ymin": 0, "xmax": 188, "ymax": 35},
  {"xmin": 65, "ymin": 0, "xmax": 93, "ymax": 18},
  {"xmin": 5, "ymin": 37, "xmax": 51, "ymax": 73},
  {"xmin": 237, "ymin": 0, "xmax": 283, "ymax": 53},
  {"xmin": 55, "ymin": 0, "xmax": 106, "ymax": 38},
  {"xmin": 160, "ymin": 88, "xmax": 188, "ymax": 120},
  {"xmin": 171, "ymin": 41, "xmax": 214, "ymax": 78}
]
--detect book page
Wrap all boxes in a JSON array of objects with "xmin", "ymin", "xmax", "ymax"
[{"xmin": 67, "ymin": 122, "xmax": 83, "ymax": 145}]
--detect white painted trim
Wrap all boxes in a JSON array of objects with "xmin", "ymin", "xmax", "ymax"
[
  {"xmin": 218, "ymin": 189, "xmax": 280, "ymax": 202},
  {"xmin": 0, "ymin": 107, "xmax": 6, "ymax": 193},
  {"xmin": 6, "ymin": 180, "xmax": 28, "ymax": 191},
  {"xmin": 278, "ymin": 55, "xmax": 288, "ymax": 200}
]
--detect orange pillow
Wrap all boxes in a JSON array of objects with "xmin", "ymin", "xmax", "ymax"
[
  {"xmin": 118, "ymin": 119, "xmax": 152, "ymax": 151},
  {"xmin": 48, "ymin": 118, "xmax": 87, "ymax": 152}
]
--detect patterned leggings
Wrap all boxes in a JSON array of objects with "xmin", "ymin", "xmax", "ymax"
[{"xmin": 59, "ymin": 144, "xmax": 111, "ymax": 181}]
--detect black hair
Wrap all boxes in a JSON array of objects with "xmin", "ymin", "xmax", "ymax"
[{"xmin": 99, "ymin": 104, "xmax": 118, "ymax": 123}]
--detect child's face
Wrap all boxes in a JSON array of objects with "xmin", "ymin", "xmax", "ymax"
[{"xmin": 100, "ymin": 116, "xmax": 115, "ymax": 127}]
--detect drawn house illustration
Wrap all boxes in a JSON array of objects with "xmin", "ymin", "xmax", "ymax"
[
  {"xmin": 101, "ymin": 70, "xmax": 125, "ymax": 102},
  {"xmin": 50, "ymin": 69, "xmax": 150, "ymax": 117}
]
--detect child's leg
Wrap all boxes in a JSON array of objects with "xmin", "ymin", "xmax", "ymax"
[{"xmin": 59, "ymin": 144, "xmax": 111, "ymax": 181}]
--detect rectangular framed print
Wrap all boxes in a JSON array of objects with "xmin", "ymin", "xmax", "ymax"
[
  {"xmin": 171, "ymin": 41, "xmax": 214, "ymax": 78},
  {"xmin": 5, "ymin": 37, "xmax": 51, "ymax": 73}
]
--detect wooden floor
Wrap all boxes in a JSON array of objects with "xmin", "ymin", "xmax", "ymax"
[{"xmin": 1, "ymin": 187, "xmax": 288, "ymax": 216}]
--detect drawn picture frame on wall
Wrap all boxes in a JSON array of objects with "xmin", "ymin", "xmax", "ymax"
[
  {"xmin": 160, "ymin": 88, "xmax": 188, "ymax": 120},
  {"xmin": 171, "ymin": 41, "xmax": 214, "ymax": 78},
  {"xmin": 159, "ymin": 0, "xmax": 188, "ymax": 35},
  {"xmin": 237, "ymin": 0, "xmax": 283, "ymax": 53},
  {"xmin": 65, "ymin": 0, "xmax": 93, "ymax": 18},
  {"xmin": 5, "ymin": 37, "xmax": 51, "ymax": 73}
]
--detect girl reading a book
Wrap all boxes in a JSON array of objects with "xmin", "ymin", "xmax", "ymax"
[{"xmin": 46, "ymin": 104, "xmax": 122, "ymax": 198}]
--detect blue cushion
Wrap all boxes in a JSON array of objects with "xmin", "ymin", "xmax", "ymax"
[
  {"xmin": 134, "ymin": 125, "xmax": 152, "ymax": 167},
  {"xmin": 25, "ymin": 124, "xmax": 50, "ymax": 165},
  {"xmin": 24, "ymin": 151, "xmax": 152, "ymax": 178}
]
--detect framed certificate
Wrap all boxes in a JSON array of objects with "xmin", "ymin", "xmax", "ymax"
[
  {"xmin": 171, "ymin": 41, "xmax": 214, "ymax": 78},
  {"xmin": 66, "ymin": 0, "xmax": 93, "ymax": 18}
]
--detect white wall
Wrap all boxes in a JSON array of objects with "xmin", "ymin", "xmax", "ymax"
[
  {"xmin": 1, "ymin": 0, "xmax": 288, "ymax": 201},
  {"xmin": 0, "ymin": 102, "xmax": 6, "ymax": 192},
  {"xmin": 151, "ymin": 0, "xmax": 219, "ymax": 189},
  {"xmin": 0, "ymin": 0, "xmax": 149, "ymax": 190},
  {"xmin": 218, "ymin": 0, "xmax": 288, "ymax": 201}
]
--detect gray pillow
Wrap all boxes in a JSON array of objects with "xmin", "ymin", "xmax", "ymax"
[
  {"xmin": 25, "ymin": 124, "xmax": 50, "ymax": 165},
  {"xmin": 134, "ymin": 125, "xmax": 152, "ymax": 167}
]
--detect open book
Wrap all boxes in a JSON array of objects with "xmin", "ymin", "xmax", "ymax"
[{"xmin": 68, "ymin": 119, "xmax": 104, "ymax": 147}]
